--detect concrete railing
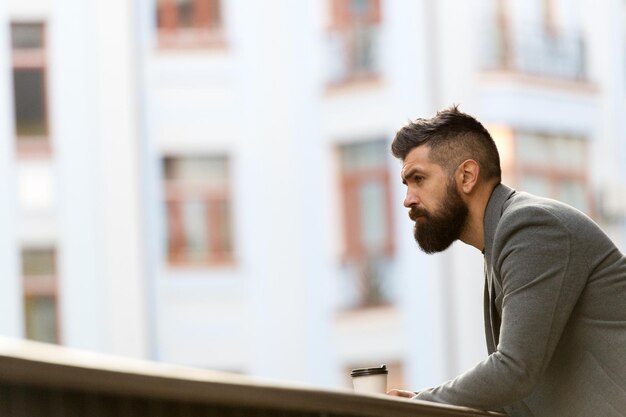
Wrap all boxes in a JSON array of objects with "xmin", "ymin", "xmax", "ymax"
[{"xmin": 0, "ymin": 337, "xmax": 505, "ymax": 417}]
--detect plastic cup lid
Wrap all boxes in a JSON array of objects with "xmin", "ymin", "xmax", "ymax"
[{"xmin": 350, "ymin": 364, "xmax": 388, "ymax": 377}]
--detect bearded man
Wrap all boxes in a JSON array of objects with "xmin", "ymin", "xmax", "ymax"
[{"xmin": 387, "ymin": 106, "xmax": 626, "ymax": 417}]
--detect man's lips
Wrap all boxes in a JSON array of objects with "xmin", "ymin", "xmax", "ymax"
[{"xmin": 408, "ymin": 208, "xmax": 427, "ymax": 221}]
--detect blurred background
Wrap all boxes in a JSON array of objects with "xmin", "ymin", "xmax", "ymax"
[{"xmin": 1, "ymin": 0, "xmax": 625, "ymax": 393}]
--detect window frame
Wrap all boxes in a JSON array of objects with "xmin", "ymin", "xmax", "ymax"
[
  {"xmin": 326, "ymin": 0, "xmax": 383, "ymax": 87},
  {"xmin": 340, "ymin": 169, "xmax": 394, "ymax": 261},
  {"xmin": 511, "ymin": 131, "xmax": 594, "ymax": 217},
  {"xmin": 11, "ymin": 22, "xmax": 51, "ymax": 157},
  {"xmin": 22, "ymin": 247, "xmax": 61, "ymax": 344},
  {"xmin": 163, "ymin": 156, "xmax": 234, "ymax": 267},
  {"xmin": 156, "ymin": 0, "xmax": 226, "ymax": 50},
  {"xmin": 337, "ymin": 140, "xmax": 395, "ymax": 309}
]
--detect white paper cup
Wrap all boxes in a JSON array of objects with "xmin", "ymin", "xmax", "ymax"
[{"xmin": 350, "ymin": 364, "xmax": 388, "ymax": 394}]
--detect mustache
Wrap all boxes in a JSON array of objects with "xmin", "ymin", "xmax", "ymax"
[{"xmin": 408, "ymin": 207, "xmax": 428, "ymax": 221}]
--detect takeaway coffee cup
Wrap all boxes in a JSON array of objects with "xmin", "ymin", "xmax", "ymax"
[{"xmin": 350, "ymin": 364, "xmax": 388, "ymax": 394}]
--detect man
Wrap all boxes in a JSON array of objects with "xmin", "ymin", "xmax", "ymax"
[{"xmin": 387, "ymin": 106, "xmax": 626, "ymax": 417}]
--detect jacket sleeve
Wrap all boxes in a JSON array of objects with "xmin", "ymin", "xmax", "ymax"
[{"xmin": 414, "ymin": 206, "xmax": 588, "ymax": 409}]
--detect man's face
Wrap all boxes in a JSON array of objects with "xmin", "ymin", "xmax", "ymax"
[{"xmin": 401, "ymin": 146, "xmax": 469, "ymax": 253}]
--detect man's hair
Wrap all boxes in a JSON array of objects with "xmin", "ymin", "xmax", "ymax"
[{"xmin": 391, "ymin": 105, "xmax": 501, "ymax": 183}]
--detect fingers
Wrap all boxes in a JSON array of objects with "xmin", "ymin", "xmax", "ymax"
[{"xmin": 386, "ymin": 389, "xmax": 416, "ymax": 398}]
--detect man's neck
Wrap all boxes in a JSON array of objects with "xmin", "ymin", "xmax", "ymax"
[{"xmin": 459, "ymin": 182, "xmax": 498, "ymax": 252}]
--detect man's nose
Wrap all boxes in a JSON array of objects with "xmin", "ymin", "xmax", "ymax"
[{"xmin": 404, "ymin": 189, "xmax": 419, "ymax": 208}]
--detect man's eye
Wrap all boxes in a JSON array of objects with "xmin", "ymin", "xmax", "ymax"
[{"xmin": 414, "ymin": 175, "xmax": 424, "ymax": 183}]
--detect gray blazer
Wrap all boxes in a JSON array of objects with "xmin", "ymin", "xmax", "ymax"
[{"xmin": 414, "ymin": 184, "xmax": 626, "ymax": 417}]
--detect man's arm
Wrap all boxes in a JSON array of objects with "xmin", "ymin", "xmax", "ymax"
[{"xmin": 412, "ymin": 206, "xmax": 588, "ymax": 409}]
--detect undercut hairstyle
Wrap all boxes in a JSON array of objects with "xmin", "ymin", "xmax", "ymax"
[{"xmin": 391, "ymin": 105, "xmax": 502, "ymax": 184}]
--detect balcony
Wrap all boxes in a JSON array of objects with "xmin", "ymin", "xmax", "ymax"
[
  {"xmin": 0, "ymin": 337, "xmax": 504, "ymax": 417},
  {"xmin": 339, "ymin": 256, "xmax": 393, "ymax": 309},
  {"xmin": 480, "ymin": 21, "xmax": 586, "ymax": 81}
]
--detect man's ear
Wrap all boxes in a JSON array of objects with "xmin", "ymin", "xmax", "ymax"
[{"xmin": 457, "ymin": 159, "xmax": 479, "ymax": 194}]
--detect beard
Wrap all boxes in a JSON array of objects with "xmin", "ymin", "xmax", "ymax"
[{"xmin": 409, "ymin": 180, "xmax": 469, "ymax": 254}]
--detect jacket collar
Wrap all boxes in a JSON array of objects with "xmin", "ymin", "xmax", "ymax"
[{"xmin": 483, "ymin": 183, "xmax": 516, "ymax": 262}]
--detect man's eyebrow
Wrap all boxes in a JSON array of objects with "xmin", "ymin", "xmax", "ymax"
[{"xmin": 401, "ymin": 167, "xmax": 423, "ymax": 184}]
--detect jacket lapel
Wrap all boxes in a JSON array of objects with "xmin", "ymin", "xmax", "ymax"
[
  {"xmin": 482, "ymin": 184, "xmax": 516, "ymax": 353},
  {"xmin": 484, "ymin": 272, "xmax": 497, "ymax": 353},
  {"xmin": 484, "ymin": 262, "xmax": 501, "ymax": 353}
]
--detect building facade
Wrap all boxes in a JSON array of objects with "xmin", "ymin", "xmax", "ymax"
[{"xmin": 1, "ymin": 0, "xmax": 625, "ymax": 392}]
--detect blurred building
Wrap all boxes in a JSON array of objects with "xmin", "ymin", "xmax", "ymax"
[{"xmin": 1, "ymin": 0, "xmax": 625, "ymax": 392}]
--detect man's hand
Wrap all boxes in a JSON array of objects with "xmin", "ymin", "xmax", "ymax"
[{"xmin": 386, "ymin": 389, "xmax": 417, "ymax": 399}]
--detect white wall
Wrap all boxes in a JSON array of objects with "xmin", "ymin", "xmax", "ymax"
[
  {"xmin": 49, "ymin": 0, "xmax": 148, "ymax": 357},
  {"xmin": 92, "ymin": 0, "xmax": 148, "ymax": 358},
  {"xmin": 3, "ymin": 0, "xmax": 625, "ymax": 397},
  {"xmin": 0, "ymin": 0, "xmax": 22, "ymax": 338},
  {"xmin": 50, "ymin": 0, "xmax": 105, "ymax": 351},
  {"xmin": 145, "ymin": 0, "xmax": 246, "ymax": 371}
]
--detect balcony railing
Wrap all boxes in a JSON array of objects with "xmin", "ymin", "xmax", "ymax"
[
  {"xmin": 340, "ymin": 255, "xmax": 393, "ymax": 309},
  {"xmin": 0, "ymin": 337, "xmax": 505, "ymax": 417},
  {"xmin": 480, "ymin": 21, "xmax": 586, "ymax": 81}
]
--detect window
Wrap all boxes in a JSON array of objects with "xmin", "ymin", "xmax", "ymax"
[
  {"xmin": 22, "ymin": 248, "xmax": 60, "ymax": 344},
  {"xmin": 481, "ymin": 0, "xmax": 585, "ymax": 80},
  {"xmin": 156, "ymin": 0, "xmax": 224, "ymax": 49},
  {"xmin": 326, "ymin": 0, "xmax": 382, "ymax": 86},
  {"xmin": 11, "ymin": 22, "xmax": 50, "ymax": 156},
  {"xmin": 338, "ymin": 140, "xmax": 394, "ymax": 308},
  {"xmin": 515, "ymin": 132, "xmax": 591, "ymax": 214},
  {"xmin": 492, "ymin": 129, "xmax": 593, "ymax": 216},
  {"xmin": 164, "ymin": 155, "xmax": 233, "ymax": 266}
]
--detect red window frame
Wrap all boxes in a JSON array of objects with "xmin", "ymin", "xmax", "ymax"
[
  {"xmin": 341, "ymin": 169, "xmax": 394, "ymax": 260},
  {"xmin": 163, "ymin": 156, "xmax": 234, "ymax": 267},
  {"xmin": 156, "ymin": 0, "xmax": 225, "ymax": 49},
  {"xmin": 337, "ymin": 140, "xmax": 395, "ymax": 308},
  {"xmin": 327, "ymin": 0, "xmax": 382, "ymax": 86},
  {"xmin": 330, "ymin": 0, "xmax": 381, "ymax": 30}
]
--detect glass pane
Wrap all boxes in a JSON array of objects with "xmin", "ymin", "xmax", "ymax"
[
  {"xmin": 516, "ymin": 133, "xmax": 549, "ymax": 165},
  {"xmin": 164, "ymin": 156, "xmax": 228, "ymax": 187},
  {"xmin": 559, "ymin": 180, "xmax": 588, "ymax": 213},
  {"xmin": 24, "ymin": 295, "xmax": 58, "ymax": 343},
  {"xmin": 13, "ymin": 69, "xmax": 47, "ymax": 136},
  {"xmin": 209, "ymin": 0, "xmax": 221, "ymax": 27},
  {"xmin": 218, "ymin": 198, "xmax": 232, "ymax": 252},
  {"xmin": 353, "ymin": 26, "xmax": 377, "ymax": 72},
  {"xmin": 551, "ymin": 136, "xmax": 585, "ymax": 169},
  {"xmin": 520, "ymin": 175, "xmax": 551, "ymax": 198},
  {"xmin": 176, "ymin": 0, "xmax": 194, "ymax": 28},
  {"xmin": 11, "ymin": 23, "xmax": 43, "ymax": 49},
  {"xmin": 350, "ymin": 0, "xmax": 372, "ymax": 16},
  {"xmin": 182, "ymin": 199, "xmax": 209, "ymax": 260},
  {"xmin": 340, "ymin": 140, "xmax": 387, "ymax": 172},
  {"xmin": 359, "ymin": 181, "xmax": 385, "ymax": 251},
  {"xmin": 516, "ymin": 132, "xmax": 588, "ymax": 170},
  {"xmin": 22, "ymin": 248, "xmax": 55, "ymax": 276},
  {"xmin": 156, "ymin": 2, "xmax": 165, "ymax": 28}
]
